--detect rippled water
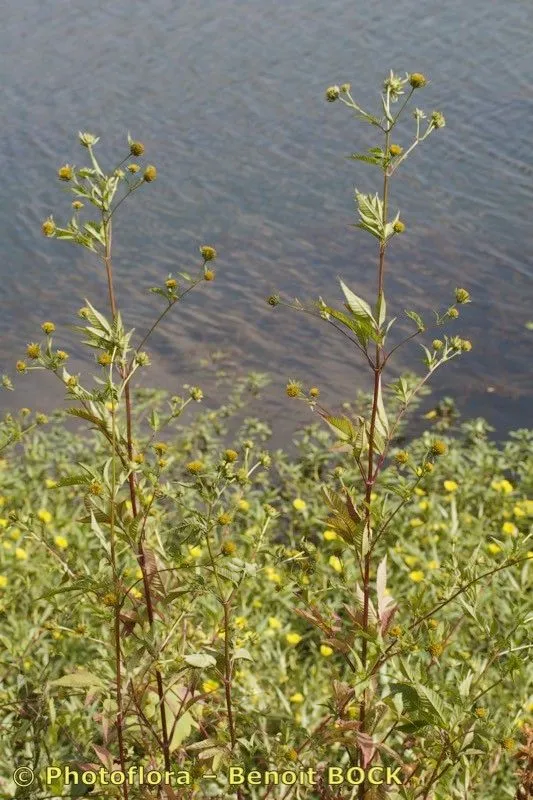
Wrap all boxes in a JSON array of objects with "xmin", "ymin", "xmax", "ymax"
[{"xmin": 1, "ymin": 0, "xmax": 532, "ymax": 442}]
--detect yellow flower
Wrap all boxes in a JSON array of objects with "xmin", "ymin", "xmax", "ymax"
[
  {"xmin": 404, "ymin": 555, "xmax": 418, "ymax": 567},
  {"xmin": 487, "ymin": 543, "xmax": 502, "ymax": 555},
  {"xmin": 410, "ymin": 518, "xmax": 424, "ymax": 528},
  {"xmin": 0, "ymin": 496, "xmax": 5, "ymax": 506},
  {"xmin": 2, "ymin": 541, "xmax": 12, "ymax": 550},
  {"xmin": 289, "ymin": 693, "xmax": 304, "ymax": 704},
  {"xmin": 513, "ymin": 505, "xmax": 526, "ymax": 518},
  {"xmin": 188, "ymin": 545, "xmax": 202, "ymax": 559},
  {"xmin": 130, "ymin": 588, "xmax": 142, "ymax": 600},
  {"xmin": 320, "ymin": 645, "xmax": 333, "ymax": 657},
  {"xmin": 235, "ymin": 616, "xmax": 247, "ymax": 629},
  {"xmin": 491, "ymin": 479, "xmax": 513, "ymax": 494},
  {"xmin": 238, "ymin": 499, "xmax": 250, "ymax": 512},
  {"xmin": 0, "ymin": 518, "xmax": 8, "ymax": 528},
  {"xmin": 265, "ymin": 567, "xmax": 281, "ymax": 584},
  {"xmin": 54, "ymin": 536, "xmax": 68, "ymax": 549},
  {"xmin": 10, "ymin": 528, "xmax": 20, "ymax": 540},
  {"xmin": 329, "ymin": 555, "xmax": 343, "ymax": 573},
  {"xmin": 323, "ymin": 530, "xmax": 338, "ymax": 541},
  {"xmin": 202, "ymin": 680, "xmax": 219, "ymax": 693},
  {"xmin": 37, "ymin": 509, "xmax": 52, "ymax": 524},
  {"xmin": 286, "ymin": 632, "xmax": 302, "ymax": 646},
  {"xmin": 414, "ymin": 488, "xmax": 426, "ymax": 496},
  {"xmin": 0, "ymin": 576, "xmax": 8, "ymax": 588},
  {"xmin": 252, "ymin": 599, "xmax": 262, "ymax": 608},
  {"xmin": 418, "ymin": 500, "xmax": 429, "ymax": 511},
  {"xmin": 502, "ymin": 522, "xmax": 518, "ymax": 536},
  {"xmin": 15, "ymin": 548, "xmax": 27, "ymax": 560},
  {"xmin": 409, "ymin": 570, "xmax": 425, "ymax": 583},
  {"xmin": 443, "ymin": 480, "xmax": 458, "ymax": 493},
  {"xmin": 268, "ymin": 617, "xmax": 282, "ymax": 630},
  {"xmin": 426, "ymin": 560, "xmax": 439, "ymax": 570},
  {"xmin": 45, "ymin": 478, "xmax": 57, "ymax": 489},
  {"xmin": 292, "ymin": 498, "xmax": 307, "ymax": 512}
]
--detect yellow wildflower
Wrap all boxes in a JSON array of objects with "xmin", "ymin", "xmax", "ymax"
[
  {"xmin": 286, "ymin": 632, "xmax": 302, "ymax": 646},
  {"xmin": 502, "ymin": 521, "xmax": 518, "ymax": 536},
  {"xmin": 323, "ymin": 530, "xmax": 338, "ymax": 541},
  {"xmin": 329, "ymin": 555, "xmax": 343, "ymax": 573},
  {"xmin": 45, "ymin": 478, "xmax": 57, "ymax": 489},
  {"xmin": 235, "ymin": 616, "xmax": 247, "ymax": 629},
  {"xmin": 414, "ymin": 488, "xmax": 426, "ymax": 496},
  {"xmin": 487, "ymin": 543, "xmax": 502, "ymax": 555},
  {"xmin": 289, "ymin": 693, "xmax": 304, "ymax": 704},
  {"xmin": 2, "ymin": 541, "xmax": 11, "ymax": 550},
  {"xmin": 37, "ymin": 509, "xmax": 52, "ymax": 524},
  {"xmin": 292, "ymin": 498, "xmax": 307, "ymax": 512},
  {"xmin": 268, "ymin": 617, "xmax": 282, "ymax": 630},
  {"xmin": 54, "ymin": 536, "xmax": 68, "ymax": 549},
  {"xmin": 265, "ymin": 567, "xmax": 281, "ymax": 584},
  {"xmin": 202, "ymin": 680, "xmax": 219, "ymax": 693},
  {"xmin": 238, "ymin": 499, "xmax": 250, "ymax": 512},
  {"xmin": 252, "ymin": 598, "xmax": 262, "ymax": 608},
  {"xmin": 0, "ymin": 518, "xmax": 8, "ymax": 528},
  {"xmin": 188, "ymin": 545, "xmax": 202, "ymax": 559},
  {"xmin": 15, "ymin": 548, "xmax": 28, "ymax": 560},
  {"xmin": 427, "ymin": 560, "xmax": 439, "ymax": 570},
  {"xmin": 443, "ymin": 480, "xmax": 458, "ymax": 493},
  {"xmin": 320, "ymin": 645, "xmax": 333, "ymax": 657},
  {"xmin": 0, "ymin": 576, "xmax": 8, "ymax": 588},
  {"xmin": 410, "ymin": 518, "xmax": 424, "ymax": 528},
  {"xmin": 404, "ymin": 555, "xmax": 418, "ymax": 567},
  {"xmin": 513, "ymin": 505, "xmax": 526, "ymax": 518},
  {"xmin": 409, "ymin": 570, "xmax": 425, "ymax": 583},
  {"xmin": 418, "ymin": 500, "xmax": 429, "ymax": 511}
]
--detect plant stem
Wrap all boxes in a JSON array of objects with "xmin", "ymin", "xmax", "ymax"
[
  {"xmin": 357, "ymin": 125, "xmax": 390, "ymax": 799},
  {"xmin": 102, "ymin": 212, "xmax": 171, "ymax": 772}
]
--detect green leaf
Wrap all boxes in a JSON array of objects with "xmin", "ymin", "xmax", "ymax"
[
  {"xmin": 376, "ymin": 292, "xmax": 387, "ymax": 328},
  {"xmin": 374, "ymin": 379, "xmax": 389, "ymax": 441},
  {"xmin": 233, "ymin": 648, "xmax": 254, "ymax": 662},
  {"xmin": 169, "ymin": 710, "xmax": 193, "ymax": 752},
  {"xmin": 184, "ymin": 653, "xmax": 217, "ymax": 669},
  {"xmin": 340, "ymin": 280, "xmax": 375, "ymax": 323},
  {"xmin": 317, "ymin": 412, "xmax": 358, "ymax": 442},
  {"xmin": 50, "ymin": 670, "xmax": 105, "ymax": 690},
  {"xmin": 354, "ymin": 191, "xmax": 385, "ymax": 240},
  {"xmin": 405, "ymin": 310, "xmax": 425, "ymax": 331}
]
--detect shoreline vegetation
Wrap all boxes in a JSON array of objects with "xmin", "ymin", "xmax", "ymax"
[{"xmin": 0, "ymin": 70, "xmax": 531, "ymax": 800}]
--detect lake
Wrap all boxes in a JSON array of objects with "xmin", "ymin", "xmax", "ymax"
[{"xmin": 1, "ymin": 0, "xmax": 532, "ymax": 444}]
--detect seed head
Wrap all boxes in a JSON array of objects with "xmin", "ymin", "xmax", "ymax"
[
  {"xmin": 502, "ymin": 738, "xmax": 515, "ymax": 752},
  {"xmin": 72, "ymin": 200, "xmax": 84, "ymax": 210},
  {"xmin": 423, "ymin": 462, "xmax": 434, "ymax": 473},
  {"xmin": 309, "ymin": 387, "xmax": 320, "ymax": 398},
  {"xmin": 204, "ymin": 269, "xmax": 215, "ymax": 281},
  {"xmin": 26, "ymin": 343, "xmax": 41, "ymax": 360},
  {"xmin": 200, "ymin": 245, "xmax": 217, "ymax": 262},
  {"xmin": 186, "ymin": 460, "xmax": 204, "ymax": 475},
  {"xmin": 393, "ymin": 220, "xmax": 405, "ymax": 233},
  {"xmin": 325, "ymin": 85, "xmax": 340, "ymax": 102},
  {"xmin": 432, "ymin": 339, "xmax": 444, "ymax": 350},
  {"xmin": 36, "ymin": 413, "xmax": 48, "ymax": 425},
  {"xmin": 217, "ymin": 512, "xmax": 232, "ymax": 526},
  {"xmin": 430, "ymin": 440, "xmax": 447, "ymax": 456},
  {"xmin": 395, "ymin": 451, "xmax": 409, "ymax": 465},
  {"xmin": 428, "ymin": 642, "xmax": 444, "ymax": 658},
  {"xmin": 66, "ymin": 376, "xmax": 78, "ymax": 387},
  {"xmin": 474, "ymin": 707, "xmax": 487, "ymax": 719},
  {"xmin": 42, "ymin": 217, "xmax": 56, "ymax": 237},
  {"xmin": 286, "ymin": 380, "xmax": 302, "ymax": 398},
  {"xmin": 89, "ymin": 481, "xmax": 103, "ymax": 496},
  {"xmin": 266, "ymin": 295, "xmax": 280, "ymax": 306},
  {"xmin": 409, "ymin": 73, "xmax": 427, "ymax": 89},
  {"xmin": 56, "ymin": 350, "xmax": 69, "ymax": 361},
  {"xmin": 129, "ymin": 140, "xmax": 145, "ymax": 157},
  {"xmin": 127, "ymin": 164, "xmax": 141, "ymax": 173},
  {"xmin": 460, "ymin": 339, "xmax": 472, "ymax": 352},
  {"xmin": 16, "ymin": 361, "xmax": 27, "ymax": 373},
  {"xmin": 340, "ymin": 83, "xmax": 351, "ymax": 94},
  {"xmin": 260, "ymin": 452, "xmax": 272, "ymax": 468},
  {"xmin": 78, "ymin": 306, "xmax": 90, "ymax": 319},
  {"xmin": 222, "ymin": 540, "xmax": 237, "ymax": 556},
  {"xmin": 189, "ymin": 386, "xmax": 203, "ymax": 401},
  {"xmin": 224, "ymin": 449, "xmax": 239, "ymax": 463},
  {"xmin": 58, "ymin": 164, "xmax": 74, "ymax": 181},
  {"xmin": 447, "ymin": 307, "xmax": 459, "ymax": 319},
  {"xmin": 153, "ymin": 442, "xmax": 168, "ymax": 456},
  {"xmin": 143, "ymin": 165, "xmax": 157, "ymax": 182},
  {"xmin": 165, "ymin": 278, "xmax": 177, "ymax": 289},
  {"xmin": 455, "ymin": 287, "xmax": 471, "ymax": 304},
  {"xmin": 98, "ymin": 353, "xmax": 112, "ymax": 366},
  {"xmin": 389, "ymin": 144, "xmax": 403, "ymax": 157},
  {"xmin": 430, "ymin": 111, "xmax": 446, "ymax": 129}
]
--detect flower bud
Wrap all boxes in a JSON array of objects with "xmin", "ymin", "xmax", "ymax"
[
  {"xmin": 447, "ymin": 307, "xmax": 459, "ymax": 319},
  {"xmin": 340, "ymin": 83, "xmax": 351, "ymax": 93},
  {"xmin": 127, "ymin": 164, "xmax": 141, "ymax": 173},
  {"xmin": 143, "ymin": 165, "xmax": 157, "ymax": 182},
  {"xmin": 204, "ymin": 269, "xmax": 215, "ymax": 281},
  {"xmin": 200, "ymin": 245, "xmax": 217, "ymax": 262},
  {"xmin": 165, "ymin": 278, "xmax": 177, "ymax": 289},
  {"xmin": 286, "ymin": 380, "xmax": 301, "ymax": 398},
  {"xmin": 389, "ymin": 144, "xmax": 403, "ymax": 157},
  {"xmin": 309, "ymin": 387, "xmax": 320, "ymax": 398},
  {"xmin": 432, "ymin": 339, "xmax": 444, "ymax": 350},
  {"xmin": 72, "ymin": 200, "xmax": 84, "ymax": 210},
  {"xmin": 409, "ymin": 73, "xmax": 427, "ymax": 89},
  {"xmin": 266, "ymin": 295, "xmax": 280, "ymax": 306},
  {"xmin": 222, "ymin": 540, "xmax": 237, "ymax": 556},
  {"xmin": 42, "ymin": 217, "xmax": 56, "ymax": 237},
  {"xmin": 224, "ymin": 449, "xmax": 239, "ymax": 463},
  {"xmin": 135, "ymin": 352, "xmax": 150, "ymax": 366},
  {"xmin": 455, "ymin": 287, "xmax": 470, "ymax": 304},
  {"xmin": 325, "ymin": 85, "xmax": 340, "ymax": 102},
  {"xmin": 129, "ymin": 140, "xmax": 145, "ymax": 157},
  {"xmin": 393, "ymin": 220, "xmax": 405, "ymax": 233},
  {"xmin": 78, "ymin": 132, "xmax": 99, "ymax": 148},
  {"xmin": 395, "ymin": 451, "xmax": 409, "ymax": 465},
  {"xmin": 460, "ymin": 339, "xmax": 472, "ymax": 352},
  {"xmin": 58, "ymin": 164, "xmax": 74, "ymax": 181},
  {"xmin": 26, "ymin": 343, "xmax": 40, "ymax": 360}
]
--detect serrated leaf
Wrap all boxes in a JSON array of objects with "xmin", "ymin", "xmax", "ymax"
[
  {"xmin": 405, "ymin": 309, "xmax": 425, "ymax": 331},
  {"xmin": 50, "ymin": 670, "xmax": 105, "ymax": 690},
  {"xmin": 339, "ymin": 280, "xmax": 375, "ymax": 322}
]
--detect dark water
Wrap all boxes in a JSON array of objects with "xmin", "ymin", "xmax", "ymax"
[{"xmin": 1, "ymin": 0, "xmax": 532, "ymax": 443}]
